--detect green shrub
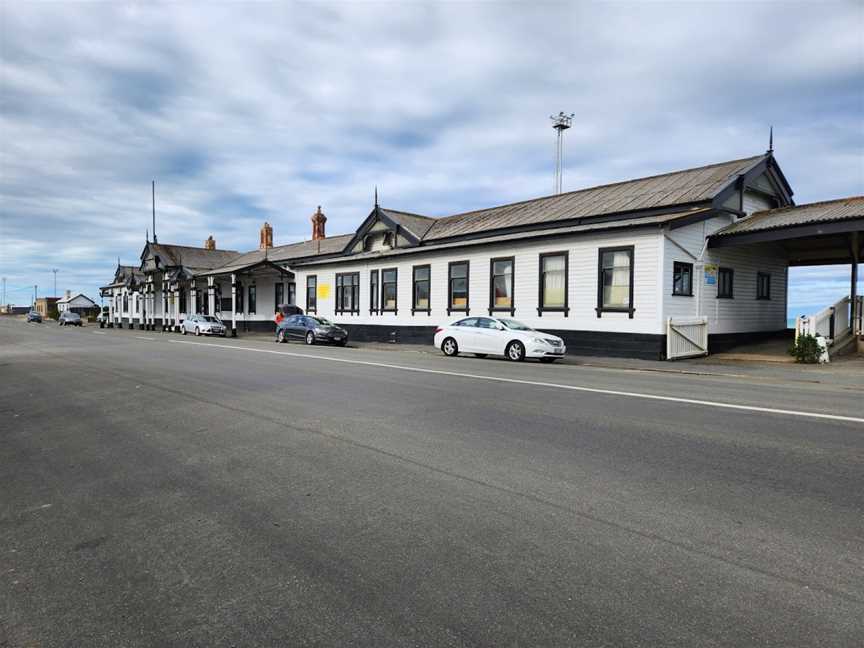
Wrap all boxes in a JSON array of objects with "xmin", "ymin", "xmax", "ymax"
[{"xmin": 789, "ymin": 334, "xmax": 821, "ymax": 363}]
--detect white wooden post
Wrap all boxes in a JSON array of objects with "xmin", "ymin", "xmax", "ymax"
[
  {"xmin": 208, "ymin": 276, "xmax": 215, "ymax": 316},
  {"xmin": 231, "ymin": 273, "xmax": 237, "ymax": 337},
  {"xmin": 162, "ymin": 279, "xmax": 168, "ymax": 332},
  {"xmin": 174, "ymin": 285, "xmax": 181, "ymax": 332},
  {"xmin": 107, "ymin": 289, "xmax": 114, "ymax": 328},
  {"xmin": 190, "ymin": 283, "xmax": 197, "ymax": 317}
]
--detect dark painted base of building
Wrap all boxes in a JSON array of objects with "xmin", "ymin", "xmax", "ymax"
[
  {"xmin": 340, "ymin": 324, "xmax": 667, "ymax": 360},
  {"xmin": 234, "ymin": 320, "xmax": 276, "ymax": 334},
  {"xmin": 707, "ymin": 328, "xmax": 792, "ymax": 354}
]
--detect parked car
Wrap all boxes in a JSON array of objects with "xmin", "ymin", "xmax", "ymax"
[
  {"xmin": 58, "ymin": 311, "xmax": 82, "ymax": 326},
  {"xmin": 276, "ymin": 303, "xmax": 304, "ymax": 318},
  {"xmin": 276, "ymin": 315, "xmax": 348, "ymax": 346},
  {"xmin": 182, "ymin": 314, "xmax": 227, "ymax": 337},
  {"xmin": 26, "ymin": 311, "xmax": 42, "ymax": 323},
  {"xmin": 434, "ymin": 316, "xmax": 566, "ymax": 362}
]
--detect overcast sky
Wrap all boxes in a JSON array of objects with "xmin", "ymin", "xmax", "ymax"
[{"xmin": 1, "ymin": 1, "xmax": 862, "ymax": 316}]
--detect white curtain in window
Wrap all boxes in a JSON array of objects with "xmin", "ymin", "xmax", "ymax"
[
  {"xmin": 603, "ymin": 251, "xmax": 631, "ymax": 307},
  {"xmin": 543, "ymin": 256, "xmax": 566, "ymax": 307}
]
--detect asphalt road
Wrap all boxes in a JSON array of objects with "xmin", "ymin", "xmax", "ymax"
[{"xmin": 1, "ymin": 319, "xmax": 863, "ymax": 647}]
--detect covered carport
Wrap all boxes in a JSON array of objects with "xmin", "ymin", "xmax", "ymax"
[{"xmin": 709, "ymin": 196, "xmax": 863, "ymax": 356}]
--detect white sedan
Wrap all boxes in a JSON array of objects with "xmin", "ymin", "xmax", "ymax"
[
  {"xmin": 433, "ymin": 316, "xmax": 566, "ymax": 362},
  {"xmin": 182, "ymin": 314, "xmax": 227, "ymax": 337}
]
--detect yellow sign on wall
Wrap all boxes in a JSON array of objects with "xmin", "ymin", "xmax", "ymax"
[{"xmin": 317, "ymin": 283, "xmax": 331, "ymax": 299}]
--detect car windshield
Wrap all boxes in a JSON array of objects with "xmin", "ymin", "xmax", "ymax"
[
  {"xmin": 498, "ymin": 318, "xmax": 533, "ymax": 331},
  {"xmin": 202, "ymin": 316, "xmax": 219, "ymax": 323},
  {"xmin": 308, "ymin": 317, "xmax": 333, "ymax": 326}
]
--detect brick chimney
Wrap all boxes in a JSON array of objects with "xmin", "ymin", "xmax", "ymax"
[
  {"xmin": 204, "ymin": 235, "xmax": 216, "ymax": 250},
  {"xmin": 259, "ymin": 222, "xmax": 273, "ymax": 249},
  {"xmin": 311, "ymin": 206, "xmax": 326, "ymax": 241}
]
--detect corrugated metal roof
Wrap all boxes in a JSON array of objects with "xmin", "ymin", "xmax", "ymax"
[
  {"xmin": 297, "ymin": 208, "xmax": 711, "ymax": 267},
  {"xmin": 379, "ymin": 208, "xmax": 436, "ymax": 239},
  {"xmin": 712, "ymin": 196, "xmax": 864, "ymax": 237},
  {"xmin": 418, "ymin": 155, "xmax": 765, "ymax": 241},
  {"xmin": 148, "ymin": 243, "xmax": 240, "ymax": 270},
  {"xmin": 202, "ymin": 234, "xmax": 353, "ymax": 276}
]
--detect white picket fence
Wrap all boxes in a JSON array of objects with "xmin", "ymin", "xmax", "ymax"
[{"xmin": 666, "ymin": 317, "xmax": 709, "ymax": 360}]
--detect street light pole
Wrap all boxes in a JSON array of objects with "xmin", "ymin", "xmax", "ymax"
[{"xmin": 52, "ymin": 268, "xmax": 58, "ymax": 298}]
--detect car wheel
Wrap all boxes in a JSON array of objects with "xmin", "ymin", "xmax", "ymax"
[
  {"xmin": 473, "ymin": 353, "xmax": 487, "ymax": 358},
  {"xmin": 277, "ymin": 329, "xmax": 286, "ymax": 344},
  {"xmin": 182, "ymin": 327, "xmax": 187, "ymax": 335},
  {"xmin": 305, "ymin": 331, "xmax": 315, "ymax": 345},
  {"xmin": 539, "ymin": 357, "xmax": 557, "ymax": 364},
  {"xmin": 441, "ymin": 337, "xmax": 458, "ymax": 357},
  {"xmin": 195, "ymin": 327, "xmax": 201, "ymax": 336},
  {"xmin": 506, "ymin": 340, "xmax": 525, "ymax": 362},
  {"xmin": 337, "ymin": 340, "xmax": 347, "ymax": 347}
]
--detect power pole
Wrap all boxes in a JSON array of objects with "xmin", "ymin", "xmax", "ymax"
[
  {"xmin": 34, "ymin": 284, "xmax": 37, "ymax": 306},
  {"xmin": 52, "ymin": 268, "xmax": 58, "ymax": 298},
  {"xmin": 2, "ymin": 277, "xmax": 6, "ymax": 307}
]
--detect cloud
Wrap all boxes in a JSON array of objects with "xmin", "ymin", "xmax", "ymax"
[{"xmin": 0, "ymin": 1, "xmax": 862, "ymax": 317}]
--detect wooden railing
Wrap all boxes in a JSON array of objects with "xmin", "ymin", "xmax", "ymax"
[{"xmin": 795, "ymin": 296, "xmax": 861, "ymax": 344}]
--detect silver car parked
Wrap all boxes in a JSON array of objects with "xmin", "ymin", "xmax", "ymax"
[{"xmin": 181, "ymin": 314, "xmax": 227, "ymax": 337}]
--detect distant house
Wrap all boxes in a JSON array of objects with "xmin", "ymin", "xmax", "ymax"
[
  {"xmin": 57, "ymin": 291, "xmax": 99, "ymax": 316},
  {"xmin": 34, "ymin": 297, "xmax": 60, "ymax": 319}
]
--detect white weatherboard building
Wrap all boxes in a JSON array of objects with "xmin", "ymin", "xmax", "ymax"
[
  {"xmin": 100, "ymin": 152, "xmax": 863, "ymax": 359},
  {"xmin": 56, "ymin": 291, "xmax": 98, "ymax": 315}
]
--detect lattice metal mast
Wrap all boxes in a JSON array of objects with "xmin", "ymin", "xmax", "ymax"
[{"xmin": 550, "ymin": 112, "xmax": 574, "ymax": 195}]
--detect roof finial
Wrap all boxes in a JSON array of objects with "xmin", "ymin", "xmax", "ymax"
[
  {"xmin": 374, "ymin": 185, "xmax": 379, "ymax": 208},
  {"xmin": 767, "ymin": 125, "xmax": 773, "ymax": 155}
]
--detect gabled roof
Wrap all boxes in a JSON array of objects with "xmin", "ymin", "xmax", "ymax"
[
  {"xmin": 418, "ymin": 155, "xmax": 768, "ymax": 242},
  {"xmin": 378, "ymin": 208, "xmax": 436, "ymax": 240},
  {"xmin": 142, "ymin": 242, "xmax": 240, "ymax": 271},
  {"xmin": 711, "ymin": 196, "xmax": 864, "ymax": 238},
  {"xmin": 201, "ymin": 234, "xmax": 353, "ymax": 276},
  {"xmin": 57, "ymin": 292, "xmax": 97, "ymax": 305},
  {"xmin": 297, "ymin": 207, "xmax": 714, "ymax": 267}
]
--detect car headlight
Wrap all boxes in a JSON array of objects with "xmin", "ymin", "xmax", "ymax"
[{"xmin": 531, "ymin": 337, "xmax": 548, "ymax": 345}]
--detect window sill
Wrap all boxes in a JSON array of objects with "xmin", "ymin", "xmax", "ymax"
[
  {"xmin": 755, "ymin": 297, "xmax": 771, "ymax": 301},
  {"xmin": 537, "ymin": 307, "xmax": 569, "ymax": 317},
  {"xmin": 447, "ymin": 308, "xmax": 469, "ymax": 316},
  {"xmin": 595, "ymin": 307, "xmax": 635, "ymax": 319},
  {"xmin": 381, "ymin": 309, "xmax": 398, "ymax": 315},
  {"xmin": 489, "ymin": 307, "xmax": 515, "ymax": 317},
  {"xmin": 411, "ymin": 308, "xmax": 431, "ymax": 316},
  {"xmin": 716, "ymin": 296, "xmax": 734, "ymax": 300},
  {"xmin": 671, "ymin": 293, "xmax": 693, "ymax": 297}
]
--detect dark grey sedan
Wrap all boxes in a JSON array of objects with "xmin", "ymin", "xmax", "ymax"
[
  {"xmin": 276, "ymin": 315, "xmax": 348, "ymax": 346},
  {"xmin": 58, "ymin": 311, "xmax": 82, "ymax": 326}
]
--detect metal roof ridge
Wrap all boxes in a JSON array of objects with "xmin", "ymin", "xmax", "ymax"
[{"xmin": 422, "ymin": 154, "xmax": 766, "ymax": 226}]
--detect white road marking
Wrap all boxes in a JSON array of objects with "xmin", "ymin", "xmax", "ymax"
[
  {"xmin": 169, "ymin": 339, "xmax": 864, "ymax": 425},
  {"xmin": 134, "ymin": 336, "xmax": 155, "ymax": 341},
  {"xmin": 92, "ymin": 331, "xmax": 106, "ymax": 335}
]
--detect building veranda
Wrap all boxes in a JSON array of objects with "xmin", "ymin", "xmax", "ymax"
[{"xmin": 100, "ymin": 152, "xmax": 863, "ymax": 359}]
